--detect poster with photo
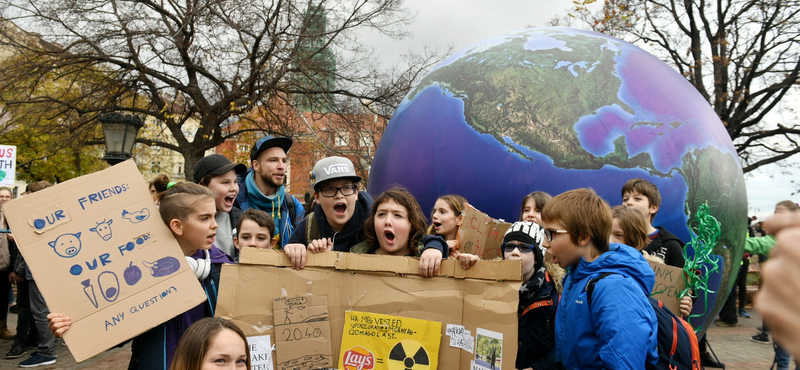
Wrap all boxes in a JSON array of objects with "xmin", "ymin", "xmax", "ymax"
[{"xmin": 472, "ymin": 328, "xmax": 503, "ymax": 370}]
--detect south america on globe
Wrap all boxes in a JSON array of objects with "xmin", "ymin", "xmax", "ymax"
[{"xmin": 368, "ymin": 27, "xmax": 747, "ymax": 336}]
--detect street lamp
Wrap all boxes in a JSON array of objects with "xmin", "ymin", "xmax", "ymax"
[{"xmin": 99, "ymin": 113, "xmax": 144, "ymax": 166}]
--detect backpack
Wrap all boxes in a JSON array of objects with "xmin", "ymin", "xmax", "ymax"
[
  {"xmin": 306, "ymin": 211, "xmax": 321, "ymax": 242},
  {"xmin": 586, "ymin": 272, "xmax": 701, "ymax": 370},
  {"xmin": 286, "ymin": 195, "xmax": 298, "ymax": 228}
]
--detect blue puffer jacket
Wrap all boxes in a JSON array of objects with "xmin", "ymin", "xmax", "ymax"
[{"xmin": 555, "ymin": 243, "xmax": 658, "ymax": 370}]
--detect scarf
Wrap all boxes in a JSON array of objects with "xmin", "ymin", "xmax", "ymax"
[
  {"xmin": 185, "ymin": 249, "xmax": 211, "ymax": 280},
  {"xmin": 245, "ymin": 171, "xmax": 284, "ymax": 239},
  {"xmin": 519, "ymin": 244, "xmax": 548, "ymax": 306}
]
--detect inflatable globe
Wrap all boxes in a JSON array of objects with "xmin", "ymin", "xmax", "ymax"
[{"xmin": 368, "ymin": 27, "xmax": 746, "ymax": 335}]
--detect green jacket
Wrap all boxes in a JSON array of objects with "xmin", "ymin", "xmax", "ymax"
[{"xmin": 744, "ymin": 235, "xmax": 776, "ymax": 255}]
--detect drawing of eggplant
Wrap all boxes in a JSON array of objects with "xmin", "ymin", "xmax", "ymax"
[{"xmin": 142, "ymin": 256, "xmax": 181, "ymax": 277}]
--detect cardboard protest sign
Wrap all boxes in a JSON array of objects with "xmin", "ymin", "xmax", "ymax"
[
  {"xmin": 217, "ymin": 248, "xmax": 522, "ymax": 370},
  {"xmin": 2, "ymin": 160, "xmax": 207, "ymax": 362},
  {"xmin": 0, "ymin": 144, "xmax": 16, "ymax": 187},
  {"xmin": 649, "ymin": 261, "xmax": 688, "ymax": 314},
  {"xmin": 457, "ymin": 204, "xmax": 511, "ymax": 260},
  {"xmin": 339, "ymin": 311, "xmax": 442, "ymax": 370},
  {"xmin": 273, "ymin": 294, "xmax": 333, "ymax": 370}
]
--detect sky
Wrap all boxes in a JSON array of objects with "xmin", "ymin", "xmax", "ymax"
[{"xmin": 360, "ymin": 0, "xmax": 798, "ymax": 220}]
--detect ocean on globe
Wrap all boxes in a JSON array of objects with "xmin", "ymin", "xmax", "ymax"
[{"xmin": 368, "ymin": 27, "xmax": 747, "ymax": 335}]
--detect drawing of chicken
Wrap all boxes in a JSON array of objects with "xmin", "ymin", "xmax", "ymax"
[{"xmin": 122, "ymin": 208, "xmax": 150, "ymax": 223}]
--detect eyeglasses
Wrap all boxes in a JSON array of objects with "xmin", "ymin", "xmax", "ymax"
[
  {"xmin": 544, "ymin": 228, "xmax": 569, "ymax": 242},
  {"xmin": 501, "ymin": 243, "xmax": 535, "ymax": 253},
  {"xmin": 319, "ymin": 184, "xmax": 358, "ymax": 197}
]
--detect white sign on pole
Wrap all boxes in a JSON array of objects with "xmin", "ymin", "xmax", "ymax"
[{"xmin": 0, "ymin": 145, "xmax": 16, "ymax": 187}]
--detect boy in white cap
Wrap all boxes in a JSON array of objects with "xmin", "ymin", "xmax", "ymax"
[{"xmin": 284, "ymin": 156, "xmax": 374, "ymax": 269}]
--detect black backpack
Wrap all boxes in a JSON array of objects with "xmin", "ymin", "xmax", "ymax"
[{"xmin": 586, "ymin": 272, "xmax": 701, "ymax": 370}]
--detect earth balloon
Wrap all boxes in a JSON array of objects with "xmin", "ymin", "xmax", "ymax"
[{"xmin": 368, "ymin": 27, "xmax": 747, "ymax": 335}]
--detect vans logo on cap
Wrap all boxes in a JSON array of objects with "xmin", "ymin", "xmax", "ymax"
[{"xmin": 324, "ymin": 164, "xmax": 351, "ymax": 175}]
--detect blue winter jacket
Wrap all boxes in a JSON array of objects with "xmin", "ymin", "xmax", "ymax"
[{"xmin": 555, "ymin": 243, "xmax": 658, "ymax": 370}]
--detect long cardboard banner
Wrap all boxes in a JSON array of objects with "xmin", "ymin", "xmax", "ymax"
[
  {"xmin": 2, "ymin": 161, "xmax": 206, "ymax": 362},
  {"xmin": 217, "ymin": 248, "xmax": 522, "ymax": 370}
]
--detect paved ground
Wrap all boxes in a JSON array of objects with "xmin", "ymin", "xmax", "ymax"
[{"xmin": 0, "ymin": 306, "xmax": 787, "ymax": 369}]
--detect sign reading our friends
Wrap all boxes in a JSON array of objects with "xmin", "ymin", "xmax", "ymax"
[
  {"xmin": 1, "ymin": 160, "xmax": 206, "ymax": 362},
  {"xmin": 0, "ymin": 144, "xmax": 16, "ymax": 187}
]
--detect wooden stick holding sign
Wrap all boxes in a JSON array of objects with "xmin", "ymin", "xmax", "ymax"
[{"xmin": 455, "ymin": 204, "xmax": 511, "ymax": 260}]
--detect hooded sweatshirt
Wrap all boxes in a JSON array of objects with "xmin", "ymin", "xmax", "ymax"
[
  {"xmin": 555, "ymin": 243, "xmax": 658, "ymax": 370},
  {"xmin": 287, "ymin": 191, "xmax": 374, "ymax": 252},
  {"xmin": 644, "ymin": 226, "xmax": 685, "ymax": 268},
  {"xmin": 128, "ymin": 245, "xmax": 232, "ymax": 370}
]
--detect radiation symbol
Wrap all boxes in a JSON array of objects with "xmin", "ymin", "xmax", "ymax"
[{"xmin": 388, "ymin": 339, "xmax": 430, "ymax": 370}]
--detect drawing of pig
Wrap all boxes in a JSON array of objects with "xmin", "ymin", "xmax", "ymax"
[{"xmin": 48, "ymin": 232, "xmax": 82, "ymax": 258}]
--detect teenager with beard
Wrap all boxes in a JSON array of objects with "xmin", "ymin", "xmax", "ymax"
[
  {"xmin": 236, "ymin": 135, "xmax": 305, "ymax": 248},
  {"xmin": 284, "ymin": 157, "xmax": 374, "ymax": 270}
]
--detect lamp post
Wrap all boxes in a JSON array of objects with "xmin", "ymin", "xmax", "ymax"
[{"xmin": 99, "ymin": 113, "xmax": 144, "ymax": 166}]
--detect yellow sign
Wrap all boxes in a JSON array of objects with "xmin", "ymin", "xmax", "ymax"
[{"xmin": 340, "ymin": 311, "xmax": 442, "ymax": 370}]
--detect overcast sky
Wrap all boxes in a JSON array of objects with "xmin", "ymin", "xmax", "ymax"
[{"xmin": 361, "ymin": 0, "xmax": 798, "ymax": 219}]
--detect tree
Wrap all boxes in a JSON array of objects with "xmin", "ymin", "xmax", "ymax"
[
  {"xmin": 559, "ymin": 0, "xmax": 800, "ymax": 173},
  {"xmin": 0, "ymin": 22, "xmax": 109, "ymax": 182},
  {"xmin": 0, "ymin": 0, "xmax": 443, "ymax": 179}
]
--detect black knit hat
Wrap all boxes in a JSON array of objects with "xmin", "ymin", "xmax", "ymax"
[{"xmin": 502, "ymin": 221, "xmax": 544, "ymax": 247}]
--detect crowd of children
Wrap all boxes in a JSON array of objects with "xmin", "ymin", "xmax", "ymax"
[{"xmin": 0, "ymin": 142, "xmax": 780, "ymax": 369}]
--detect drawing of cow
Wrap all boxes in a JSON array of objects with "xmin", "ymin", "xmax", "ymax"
[{"xmin": 90, "ymin": 219, "xmax": 114, "ymax": 241}]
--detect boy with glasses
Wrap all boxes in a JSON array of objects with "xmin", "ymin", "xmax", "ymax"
[
  {"xmin": 502, "ymin": 221, "xmax": 559, "ymax": 370},
  {"xmin": 541, "ymin": 188, "xmax": 657, "ymax": 370},
  {"xmin": 284, "ymin": 157, "xmax": 374, "ymax": 269}
]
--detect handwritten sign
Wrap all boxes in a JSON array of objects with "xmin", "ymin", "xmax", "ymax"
[
  {"xmin": 1, "ymin": 161, "xmax": 206, "ymax": 362},
  {"xmin": 0, "ymin": 144, "xmax": 16, "ymax": 187},
  {"xmin": 457, "ymin": 204, "xmax": 511, "ymax": 260},
  {"xmin": 649, "ymin": 261, "xmax": 687, "ymax": 315},
  {"xmin": 446, "ymin": 324, "xmax": 474, "ymax": 353},
  {"xmin": 273, "ymin": 294, "xmax": 333, "ymax": 370},
  {"xmin": 340, "ymin": 311, "xmax": 442, "ymax": 370},
  {"xmin": 247, "ymin": 335, "xmax": 274, "ymax": 370}
]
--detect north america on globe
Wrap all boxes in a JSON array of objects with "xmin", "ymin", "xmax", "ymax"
[{"xmin": 369, "ymin": 27, "xmax": 747, "ymax": 333}]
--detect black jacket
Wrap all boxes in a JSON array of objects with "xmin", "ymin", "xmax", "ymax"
[
  {"xmin": 287, "ymin": 191, "xmax": 374, "ymax": 252},
  {"xmin": 644, "ymin": 226, "xmax": 685, "ymax": 268},
  {"xmin": 517, "ymin": 273, "xmax": 559, "ymax": 370}
]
